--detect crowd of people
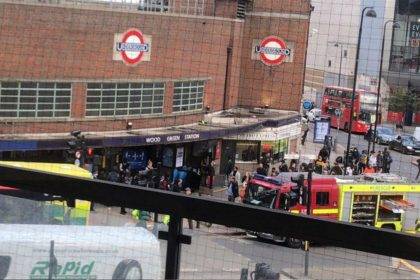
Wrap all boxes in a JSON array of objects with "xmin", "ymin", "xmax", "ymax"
[{"xmin": 311, "ymin": 146, "xmax": 393, "ymax": 176}]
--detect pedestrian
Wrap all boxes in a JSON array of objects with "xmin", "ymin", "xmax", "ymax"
[
  {"xmin": 289, "ymin": 160, "xmax": 298, "ymax": 172},
  {"xmin": 368, "ymin": 151, "xmax": 377, "ymax": 170},
  {"xmin": 206, "ymin": 160, "xmax": 215, "ymax": 188},
  {"xmin": 416, "ymin": 159, "xmax": 420, "ymax": 180},
  {"xmin": 225, "ymin": 158, "xmax": 234, "ymax": 183},
  {"xmin": 172, "ymin": 179, "xmax": 183, "ymax": 193},
  {"xmin": 330, "ymin": 162, "xmax": 343, "ymax": 175},
  {"xmin": 376, "ymin": 151, "xmax": 383, "ymax": 173},
  {"xmin": 314, "ymin": 156, "xmax": 325, "ymax": 174},
  {"xmin": 261, "ymin": 153, "xmax": 270, "ymax": 174},
  {"xmin": 256, "ymin": 163, "xmax": 267, "ymax": 176},
  {"xmin": 230, "ymin": 166, "xmax": 241, "ymax": 184},
  {"xmin": 200, "ymin": 158, "xmax": 207, "ymax": 186},
  {"xmin": 239, "ymin": 172, "xmax": 250, "ymax": 200},
  {"xmin": 363, "ymin": 163, "xmax": 376, "ymax": 174},
  {"xmin": 383, "ymin": 148, "xmax": 392, "ymax": 173},
  {"xmin": 131, "ymin": 209, "xmax": 151, "ymax": 229},
  {"xmin": 301, "ymin": 119, "xmax": 309, "ymax": 146},
  {"xmin": 270, "ymin": 167, "xmax": 279, "ymax": 177},
  {"xmin": 226, "ymin": 176, "xmax": 239, "ymax": 202},
  {"xmin": 159, "ymin": 174, "xmax": 170, "ymax": 191},
  {"xmin": 279, "ymin": 160, "xmax": 288, "ymax": 172},
  {"xmin": 359, "ymin": 150, "xmax": 368, "ymax": 174},
  {"xmin": 346, "ymin": 165, "xmax": 354, "ymax": 176},
  {"xmin": 299, "ymin": 162, "xmax": 308, "ymax": 172},
  {"xmin": 319, "ymin": 146, "xmax": 329, "ymax": 161}
]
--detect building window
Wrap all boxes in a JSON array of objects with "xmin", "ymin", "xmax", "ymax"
[
  {"xmin": 316, "ymin": 192, "xmax": 330, "ymax": 206},
  {"xmin": 0, "ymin": 81, "xmax": 71, "ymax": 118},
  {"xmin": 137, "ymin": 0, "xmax": 170, "ymax": 12},
  {"xmin": 173, "ymin": 81, "xmax": 204, "ymax": 112},
  {"xmin": 328, "ymin": 60, "xmax": 332, "ymax": 67},
  {"xmin": 236, "ymin": 141, "xmax": 259, "ymax": 162},
  {"xmin": 86, "ymin": 83, "xmax": 165, "ymax": 117}
]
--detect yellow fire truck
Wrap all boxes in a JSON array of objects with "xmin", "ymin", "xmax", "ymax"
[{"xmin": 337, "ymin": 174, "xmax": 419, "ymax": 231}]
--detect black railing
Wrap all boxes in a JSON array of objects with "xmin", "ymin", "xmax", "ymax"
[{"xmin": 0, "ymin": 164, "xmax": 419, "ymax": 279}]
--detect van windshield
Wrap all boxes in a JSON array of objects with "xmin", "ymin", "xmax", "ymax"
[{"xmin": 246, "ymin": 184, "xmax": 277, "ymax": 208}]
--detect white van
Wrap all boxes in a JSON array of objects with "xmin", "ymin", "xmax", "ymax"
[{"xmin": 0, "ymin": 224, "xmax": 161, "ymax": 280}]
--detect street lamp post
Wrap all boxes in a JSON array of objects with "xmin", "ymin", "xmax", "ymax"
[
  {"xmin": 334, "ymin": 43, "xmax": 343, "ymax": 87},
  {"xmin": 372, "ymin": 20, "xmax": 400, "ymax": 153},
  {"xmin": 344, "ymin": 7, "xmax": 377, "ymax": 174}
]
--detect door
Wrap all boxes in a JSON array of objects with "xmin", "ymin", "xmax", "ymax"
[{"xmin": 220, "ymin": 140, "xmax": 236, "ymax": 175}]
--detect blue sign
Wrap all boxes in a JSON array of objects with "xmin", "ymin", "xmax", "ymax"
[
  {"xmin": 303, "ymin": 100, "xmax": 312, "ymax": 110},
  {"xmin": 123, "ymin": 149, "xmax": 148, "ymax": 172}
]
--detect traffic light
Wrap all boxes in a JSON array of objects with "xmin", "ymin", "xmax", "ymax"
[{"xmin": 66, "ymin": 132, "xmax": 87, "ymax": 165}]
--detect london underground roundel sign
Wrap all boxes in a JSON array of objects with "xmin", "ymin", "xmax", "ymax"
[
  {"xmin": 256, "ymin": 36, "xmax": 290, "ymax": 66},
  {"xmin": 116, "ymin": 28, "xmax": 149, "ymax": 65}
]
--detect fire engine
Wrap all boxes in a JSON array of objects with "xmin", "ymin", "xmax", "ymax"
[{"xmin": 243, "ymin": 173, "xmax": 419, "ymax": 247}]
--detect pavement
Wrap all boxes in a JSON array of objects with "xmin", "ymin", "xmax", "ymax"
[{"xmin": 87, "ymin": 204, "xmax": 420, "ymax": 280}]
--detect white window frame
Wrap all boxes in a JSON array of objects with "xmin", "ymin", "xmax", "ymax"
[
  {"xmin": 85, "ymin": 82, "xmax": 165, "ymax": 117},
  {"xmin": 0, "ymin": 81, "xmax": 71, "ymax": 119},
  {"xmin": 172, "ymin": 80, "xmax": 204, "ymax": 113}
]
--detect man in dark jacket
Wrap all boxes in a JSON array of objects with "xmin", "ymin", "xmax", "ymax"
[
  {"xmin": 256, "ymin": 163, "xmax": 267, "ymax": 176},
  {"xmin": 383, "ymin": 148, "xmax": 392, "ymax": 173},
  {"xmin": 227, "ymin": 176, "xmax": 239, "ymax": 202}
]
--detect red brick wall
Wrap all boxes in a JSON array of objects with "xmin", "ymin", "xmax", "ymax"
[
  {"xmin": 214, "ymin": 0, "xmax": 238, "ymax": 18},
  {"xmin": 0, "ymin": 1, "xmax": 309, "ymax": 135},
  {"xmin": 238, "ymin": 14, "xmax": 309, "ymax": 111}
]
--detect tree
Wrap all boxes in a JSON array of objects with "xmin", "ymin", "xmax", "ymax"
[{"xmin": 387, "ymin": 87, "xmax": 420, "ymax": 113}]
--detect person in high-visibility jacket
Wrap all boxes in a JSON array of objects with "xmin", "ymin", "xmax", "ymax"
[{"xmin": 131, "ymin": 209, "xmax": 151, "ymax": 228}]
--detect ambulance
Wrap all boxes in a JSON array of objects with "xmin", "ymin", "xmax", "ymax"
[
  {"xmin": 0, "ymin": 224, "xmax": 161, "ymax": 280},
  {"xmin": 0, "ymin": 161, "xmax": 93, "ymax": 225}
]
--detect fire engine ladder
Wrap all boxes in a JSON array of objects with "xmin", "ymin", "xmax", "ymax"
[{"xmin": 380, "ymin": 199, "xmax": 414, "ymax": 214}]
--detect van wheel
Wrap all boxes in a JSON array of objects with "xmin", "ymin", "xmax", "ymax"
[
  {"xmin": 112, "ymin": 259, "xmax": 142, "ymax": 280},
  {"xmin": 286, "ymin": 238, "xmax": 302, "ymax": 249}
]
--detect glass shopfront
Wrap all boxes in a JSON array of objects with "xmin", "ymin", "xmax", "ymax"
[{"xmin": 390, "ymin": 0, "xmax": 420, "ymax": 73}]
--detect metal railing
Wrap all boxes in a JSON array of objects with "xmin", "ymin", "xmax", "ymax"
[{"xmin": 0, "ymin": 163, "xmax": 419, "ymax": 279}]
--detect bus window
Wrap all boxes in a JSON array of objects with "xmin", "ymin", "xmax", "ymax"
[
  {"xmin": 316, "ymin": 192, "xmax": 329, "ymax": 206},
  {"xmin": 327, "ymin": 108, "xmax": 335, "ymax": 115}
]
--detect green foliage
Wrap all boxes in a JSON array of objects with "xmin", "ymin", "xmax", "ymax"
[{"xmin": 387, "ymin": 87, "xmax": 420, "ymax": 112}]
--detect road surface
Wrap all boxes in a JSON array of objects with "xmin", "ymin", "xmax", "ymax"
[
  {"xmin": 88, "ymin": 205, "xmax": 419, "ymax": 279},
  {"xmin": 317, "ymin": 125, "xmax": 419, "ymax": 181}
]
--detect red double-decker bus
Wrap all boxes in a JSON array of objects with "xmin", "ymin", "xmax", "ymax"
[{"xmin": 321, "ymin": 86, "xmax": 378, "ymax": 134}]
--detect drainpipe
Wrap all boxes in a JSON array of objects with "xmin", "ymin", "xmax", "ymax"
[{"xmin": 223, "ymin": 47, "xmax": 233, "ymax": 111}]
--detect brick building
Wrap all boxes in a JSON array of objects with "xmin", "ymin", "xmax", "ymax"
[{"xmin": 0, "ymin": 0, "xmax": 311, "ymax": 173}]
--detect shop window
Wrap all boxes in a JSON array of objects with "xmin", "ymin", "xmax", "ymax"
[
  {"xmin": 236, "ymin": 141, "xmax": 258, "ymax": 162},
  {"xmin": 316, "ymin": 192, "xmax": 329, "ymax": 206},
  {"xmin": 173, "ymin": 81, "xmax": 204, "ymax": 113},
  {"xmin": 86, "ymin": 82, "xmax": 165, "ymax": 117},
  {"xmin": 0, "ymin": 81, "xmax": 71, "ymax": 118}
]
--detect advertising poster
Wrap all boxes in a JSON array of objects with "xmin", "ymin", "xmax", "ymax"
[{"xmin": 313, "ymin": 119, "xmax": 331, "ymax": 143}]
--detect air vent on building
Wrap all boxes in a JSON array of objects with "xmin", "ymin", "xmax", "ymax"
[{"xmin": 237, "ymin": 0, "xmax": 246, "ymax": 19}]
